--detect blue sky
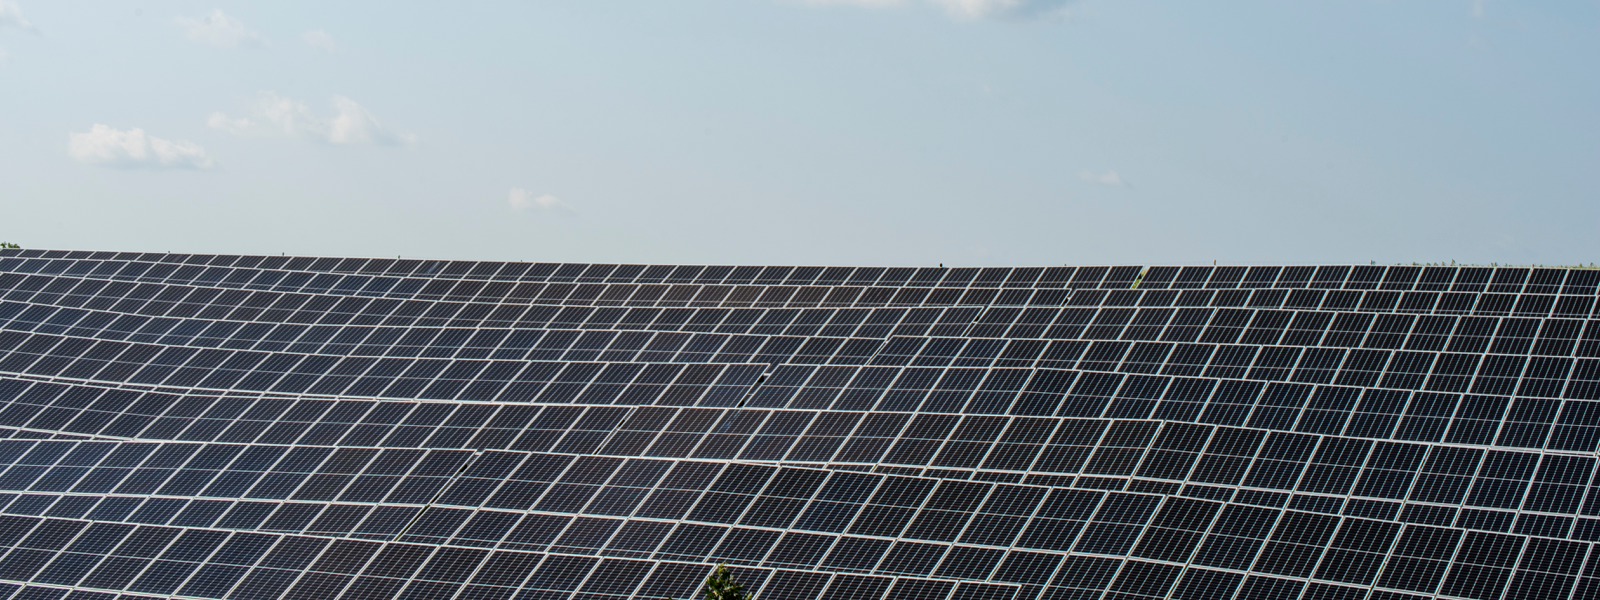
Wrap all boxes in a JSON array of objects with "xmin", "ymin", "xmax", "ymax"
[{"xmin": 2, "ymin": 1, "xmax": 1595, "ymax": 266}]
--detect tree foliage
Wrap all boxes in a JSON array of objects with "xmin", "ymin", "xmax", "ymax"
[{"xmin": 701, "ymin": 564, "xmax": 751, "ymax": 600}]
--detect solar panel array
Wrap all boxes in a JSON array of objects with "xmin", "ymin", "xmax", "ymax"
[{"xmin": 1, "ymin": 249, "xmax": 1598, "ymax": 600}]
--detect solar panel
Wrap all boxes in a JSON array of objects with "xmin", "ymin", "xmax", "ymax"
[{"xmin": 1, "ymin": 250, "xmax": 1599, "ymax": 600}]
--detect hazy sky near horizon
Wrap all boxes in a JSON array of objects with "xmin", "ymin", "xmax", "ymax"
[{"xmin": 2, "ymin": 1, "xmax": 1596, "ymax": 266}]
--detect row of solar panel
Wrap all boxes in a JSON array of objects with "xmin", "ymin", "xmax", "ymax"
[
  {"xmin": 3, "ymin": 444, "xmax": 1600, "ymax": 600},
  {"xmin": 5, "ymin": 328, "xmax": 1599, "ymax": 413},
  {"xmin": 9, "ymin": 291, "xmax": 1600, "ymax": 364},
  {"xmin": 9, "ymin": 327, "xmax": 1600, "ymax": 413},
  {"xmin": 0, "ymin": 473, "xmax": 1580, "ymax": 566},
  {"xmin": 3, "ymin": 273, "xmax": 1062, "ymax": 311},
  {"xmin": 0, "ymin": 441, "xmax": 470, "ymax": 491},
  {"xmin": 0, "ymin": 566, "xmax": 1021, "ymax": 600},
  {"xmin": 0, "ymin": 490, "xmax": 428, "ymax": 538},
  {"xmin": 0, "ymin": 431, "xmax": 1581, "ymax": 502},
  {"xmin": 0, "ymin": 429, "xmax": 90, "ymax": 442},
  {"xmin": 0, "ymin": 383, "xmax": 1585, "ymax": 468},
  {"xmin": 0, "ymin": 524, "xmax": 1053, "ymax": 600},
  {"xmin": 0, "ymin": 518, "xmax": 1039, "ymax": 600},
  {"xmin": 3, "ymin": 415, "xmax": 1599, "ymax": 520},
  {"xmin": 1, "ymin": 491, "xmax": 1593, "ymax": 595},
  {"xmin": 0, "ymin": 353, "xmax": 764, "ymax": 411},
  {"xmin": 3, "ymin": 468, "xmax": 1587, "ymax": 572},
  {"xmin": 6, "ymin": 362, "xmax": 1600, "ymax": 454},
  {"xmin": 0, "ymin": 554, "xmax": 1573, "ymax": 600},
  {"xmin": 9, "ymin": 271, "xmax": 1600, "ymax": 322},
  {"xmin": 2, "ymin": 317, "xmax": 1595, "ymax": 383},
  {"xmin": 0, "ymin": 299, "xmax": 982, "ymax": 341},
  {"xmin": 0, "ymin": 491, "xmax": 1596, "ymax": 600},
  {"xmin": 8, "ymin": 306, "xmax": 1600, "ymax": 381},
  {"xmin": 3, "ymin": 450, "xmax": 1595, "ymax": 553},
  {"xmin": 0, "ymin": 457, "xmax": 1430, "ymax": 547},
  {"xmin": 7, "ymin": 250, "xmax": 1598, "ymax": 295},
  {"xmin": 4, "ymin": 311, "xmax": 1600, "ymax": 387}
]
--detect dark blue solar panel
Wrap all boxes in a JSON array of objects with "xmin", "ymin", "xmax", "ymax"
[{"xmin": 1, "ymin": 252, "xmax": 1599, "ymax": 600}]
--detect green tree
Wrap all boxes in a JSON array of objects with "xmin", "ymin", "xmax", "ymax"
[
  {"xmin": 701, "ymin": 564, "xmax": 751, "ymax": 600},
  {"xmin": 0, "ymin": 243, "xmax": 18, "ymax": 249}
]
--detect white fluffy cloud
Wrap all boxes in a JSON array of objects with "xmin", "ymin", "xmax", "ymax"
[
  {"xmin": 1078, "ymin": 169, "xmax": 1123, "ymax": 186},
  {"xmin": 209, "ymin": 93, "xmax": 417, "ymax": 146},
  {"xmin": 798, "ymin": 0, "xmax": 1074, "ymax": 20},
  {"xmin": 301, "ymin": 29, "xmax": 337, "ymax": 53},
  {"xmin": 0, "ymin": 1, "xmax": 37, "ymax": 32},
  {"xmin": 509, "ymin": 188, "xmax": 576, "ymax": 215},
  {"xmin": 178, "ymin": 9, "xmax": 267, "ymax": 48},
  {"xmin": 68, "ymin": 125, "xmax": 215, "ymax": 169}
]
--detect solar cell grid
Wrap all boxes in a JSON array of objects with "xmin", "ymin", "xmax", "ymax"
[{"xmin": 4, "ymin": 253, "xmax": 1600, "ymax": 600}]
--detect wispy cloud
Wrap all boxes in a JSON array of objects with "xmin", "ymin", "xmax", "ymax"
[
  {"xmin": 0, "ymin": 1, "xmax": 37, "ymax": 33},
  {"xmin": 794, "ymin": 0, "xmax": 1075, "ymax": 21},
  {"xmin": 69, "ymin": 125, "xmax": 215, "ymax": 169},
  {"xmin": 209, "ymin": 93, "xmax": 417, "ymax": 146},
  {"xmin": 509, "ymin": 188, "xmax": 576, "ymax": 215},
  {"xmin": 1078, "ymin": 169, "xmax": 1124, "ymax": 186},
  {"xmin": 1470, "ymin": 0, "xmax": 1486, "ymax": 19},
  {"xmin": 796, "ymin": 0, "xmax": 909, "ymax": 8},
  {"xmin": 301, "ymin": 29, "xmax": 337, "ymax": 53},
  {"xmin": 177, "ymin": 9, "xmax": 267, "ymax": 48},
  {"xmin": 930, "ymin": 0, "xmax": 1075, "ymax": 20}
]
